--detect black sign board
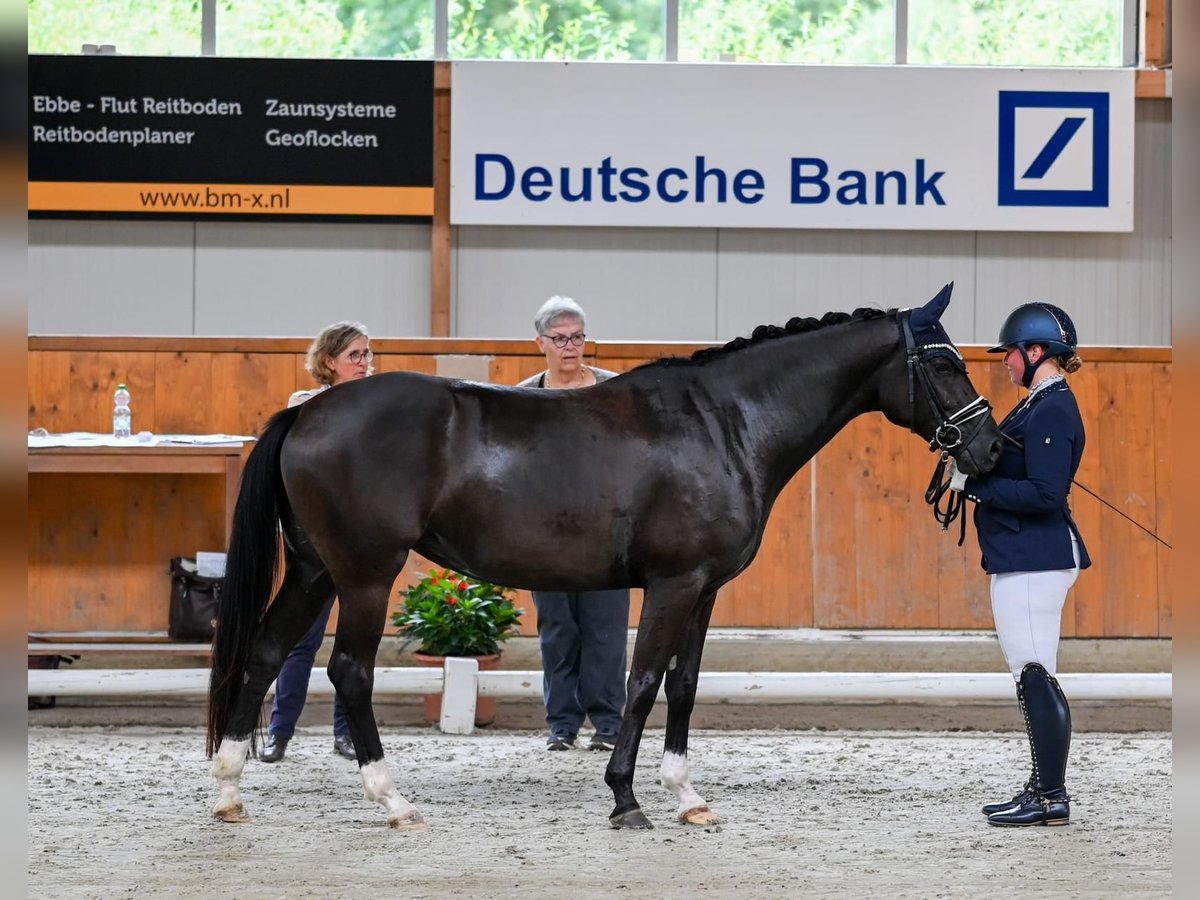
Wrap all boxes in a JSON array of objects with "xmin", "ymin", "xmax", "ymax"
[{"xmin": 29, "ymin": 54, "xmax": 434, "ymax": 221}]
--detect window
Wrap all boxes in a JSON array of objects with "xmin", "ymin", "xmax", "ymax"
[
  {"xmin": 678, "ymin": 0, "xmax": 893, "ymax": 64},
  {"xmin": 907, "ymin": 0, "xmax": 1123, "ymax": 67},
  {"xmin": 25, "ymin": 0, "xmax": 1133, "ymax": 66},
  {"xmin": 449, "ymin": 1, "xmax": 663, "ymax": 61},
  {"xmin": 28, "ymin": 0, "xmax": 202, "ymax": 56}
]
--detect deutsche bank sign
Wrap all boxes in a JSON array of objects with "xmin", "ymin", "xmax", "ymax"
[
  {"xmin": 998, "ymin": 91, "xmax": 1110, "ymax": 208},
  {"xmin": 451, "ymin": 62, "xmax": 1134, "ymax": 232}
]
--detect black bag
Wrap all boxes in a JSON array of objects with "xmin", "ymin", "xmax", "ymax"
[{"xmin": 169, "ymin": 557, "xmax": 222, "ymax": 642}]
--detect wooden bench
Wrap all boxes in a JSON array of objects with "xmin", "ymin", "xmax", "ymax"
[{"xmin": 28, "ymin": 631, "xmax": 212, "ymax": 658}]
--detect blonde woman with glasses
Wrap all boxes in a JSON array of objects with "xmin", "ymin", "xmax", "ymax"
[{"xmin": 259, "ymin": 321, "xmax": 373, "ymax": 764}]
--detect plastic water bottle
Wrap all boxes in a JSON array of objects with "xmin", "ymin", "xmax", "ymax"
[{"xmin": 113, "ymin": 384, "xmax": 132, "ymax": 438}]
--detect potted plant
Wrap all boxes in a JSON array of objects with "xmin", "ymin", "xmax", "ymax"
[{"xmin": 392, "ymin": 568, "xmax": 524, "ymax": 726}]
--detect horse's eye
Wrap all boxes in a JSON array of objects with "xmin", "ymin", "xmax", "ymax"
[{"xmin": 932, "ymin": 360, "xmax": 953, "ymax": 375}]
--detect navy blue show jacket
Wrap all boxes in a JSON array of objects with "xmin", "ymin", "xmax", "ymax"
[{"xmin": 964, "ymin": 381, "xmax": 1092, "ymax": 575}]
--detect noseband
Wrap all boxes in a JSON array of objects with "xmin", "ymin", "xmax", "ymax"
[{"xmin": 899, "ymin": 311, "xmax": 992, "ymax": 455}]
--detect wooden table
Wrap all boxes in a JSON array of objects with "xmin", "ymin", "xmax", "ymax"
[
  {"xmin": 29, "ymin": 444, "xmax": 245, "ymax": 543},
  {"xmin": 28, "ymin": 443, "xmax": 247, "ymax": 634}
]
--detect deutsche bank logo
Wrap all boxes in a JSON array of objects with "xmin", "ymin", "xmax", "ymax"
[{"xmin": 997, "ymin": 91, "xmax": 1109, "ymax": 207}]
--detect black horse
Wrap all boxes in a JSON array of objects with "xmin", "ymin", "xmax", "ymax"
[{"xmin": 207, "ymin": 283, "xmax": 1002, "ymax": 830}]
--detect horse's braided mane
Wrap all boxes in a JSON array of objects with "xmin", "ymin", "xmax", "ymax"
[{"xmin": 648, "ymin": 306, "xmax": 894, "ymax": 368}]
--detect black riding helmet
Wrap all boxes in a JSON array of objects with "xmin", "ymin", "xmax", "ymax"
[{"xmin": 988, "ymin": 302, "xmax": 1078, "ymax": 387}]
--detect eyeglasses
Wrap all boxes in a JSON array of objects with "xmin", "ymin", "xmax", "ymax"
[
  {"xmin": 345, "ymin": 349, "xmax": 374, "ymax": 364},
  {"xmin": 541, "ymin": 332, "xmax": 586, "ymax": 349}
]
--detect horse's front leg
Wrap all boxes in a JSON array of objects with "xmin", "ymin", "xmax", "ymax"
[
  {"xmin": 605, "ymin": 579, "xmax": 702, "ymax": 830},
  {"xmin": 661, "ymin": 592, "xmax": 720, "ymax": 826},
  {"xmin": 328, "ymin": 575, "xmax": 427, "ymax": 831}
]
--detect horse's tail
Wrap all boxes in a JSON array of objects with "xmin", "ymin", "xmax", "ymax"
[{"xmin": 205, "ymin": 404, "xmax": 301, "ymax": 758}]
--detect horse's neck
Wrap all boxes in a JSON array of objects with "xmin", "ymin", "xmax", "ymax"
[{"xmin": 719, "ymin": 317, "xmax": 896, "ymax": 482}]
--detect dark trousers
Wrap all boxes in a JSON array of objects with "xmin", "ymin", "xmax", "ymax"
[
  {"xmin": 533, "ymin": 589, "xmax": 630, "ymax": 738},
  {"xmin": 268, "ymin": 593, "xmax": 349, "ymax": 739}
]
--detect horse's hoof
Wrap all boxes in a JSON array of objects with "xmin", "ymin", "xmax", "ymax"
[
  {"xmin": 678, "ymin": 805, "xmax": 721, "ymax": 826},
  {"xmin": 387, "ymin": 811, "xmax": 428, "ymax": 831},
  {"xmin": 212, "ymin": 803, "xmax": 250, "ymax": 824},
  {"xmin": 609, "ymin": 807, "xmax": 654, "ymax": 830}
]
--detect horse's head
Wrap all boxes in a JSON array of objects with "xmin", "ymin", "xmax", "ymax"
[{"xmin": 879, "ymin": 283, "xmax": 1003, "ymax": 475}]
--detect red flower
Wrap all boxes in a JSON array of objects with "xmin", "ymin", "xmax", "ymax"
[
  {"xmin": 447, "ymin": 596, "xmax": 458, "ymax": 606},
  {"xmin": 458, "ymin": 580, "xmax": 470, "ymax": 592}
]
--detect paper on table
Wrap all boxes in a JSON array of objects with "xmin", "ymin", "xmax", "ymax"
[{"xmin": 28, "ymin": 431, "xmax": 255, "ymax": 449}]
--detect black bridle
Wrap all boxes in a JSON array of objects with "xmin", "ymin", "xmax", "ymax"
[
  {"xmin": 900, "ymin": 311, "xmax": 993, "ymax": 457},
  {"xmin": 899, "ymin": 310, "xmax": 994, "ymax": 546}
]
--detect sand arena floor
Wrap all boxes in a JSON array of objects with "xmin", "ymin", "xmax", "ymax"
[{"xmin": 27, "ymin": 725, "xmax": 1171, "ymax": 899}]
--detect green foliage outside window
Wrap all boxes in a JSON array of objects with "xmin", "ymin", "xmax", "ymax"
[
  {"xmin": 28, "ymin": 0, "xmax": 1125, "ymax": 67},
  {"xmin": 29, "ymin": 0, "xmax": 201, "ymax": 56},
  {"xmin": 908, "ymin": 0, "xmax": 1121, "ymax": 67}
]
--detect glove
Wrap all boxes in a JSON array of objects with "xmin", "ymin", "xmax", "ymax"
[{"xmin": 947, "ymin": 459, "xmax": 968, "ymax": 493}]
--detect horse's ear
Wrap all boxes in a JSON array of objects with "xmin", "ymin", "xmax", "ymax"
[{"xmin": 910, "ymin": 282, "xmax": 954, "ymax": 330}]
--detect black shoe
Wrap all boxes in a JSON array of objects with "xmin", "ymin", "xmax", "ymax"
[
  {"xmin": 987, "ymin": 788, "xmax": 1070, "ymax": 826},
  {"xmin": 546, "ymin": 734, "xmax": 576, "ymax": 751},
  {"xmin": 982, "ymin": 781, "xmax": 1037, "ymax": 817},
  {"xmin": 333, "ymin": 733, "xmax": 356, "ymax": 760},
  {"xmin": 588, "ymin": 732, "xmax": 618, "ymax": 752},
  {"xmin": 259, "ymin": 734, "xmax": 289, "ymax": 763}
]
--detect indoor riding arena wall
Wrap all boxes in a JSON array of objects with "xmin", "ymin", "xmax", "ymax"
[{"xmin": 27, "ymin": 337, "xmax": 1170, "ymax": 640}]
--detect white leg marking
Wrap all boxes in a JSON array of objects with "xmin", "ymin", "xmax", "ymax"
[
  {"xmin": 211, "ymin": 738, "xmax": 251, "ymax": 822},
  {"xmin": 661, "ymin": 751, "xmax": 718, "ymax": 825},
  {"xmin": 361, "ymin": 759, "xmax": 427, "ymax": 830}
]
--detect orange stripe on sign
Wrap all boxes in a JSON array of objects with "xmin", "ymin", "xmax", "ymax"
[{"xmin": 28, "ymin": 182, "xmax": 434, "ymax": 217}]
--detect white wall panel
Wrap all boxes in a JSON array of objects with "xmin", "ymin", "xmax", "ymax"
[
  {"xmin": 28, "ymin": 220, "xmax": 196, "ymax": 335},
  {"xmin": 714, "ymin": 231, "xmax": 979, "ymax": 341},
  {"xmin": 194, "ymin": 222, "xmax": 431, "ymax": 337},
  {"xmin": 453, "ymin": 225, "xmax": 718, "ymax": 341}
]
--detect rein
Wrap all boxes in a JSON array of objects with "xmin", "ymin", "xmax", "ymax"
[
  {"xmin": 998, "ymin": 432, "xmax": 1173, "ymax": 550},
  {"xmin": 923, "ymin": 400, "xmax": 1174, "ymax": 552}
]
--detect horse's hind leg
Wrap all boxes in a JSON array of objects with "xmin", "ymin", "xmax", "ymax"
[
  {"xmin": 326, "ymin": 570, "xmax": 427, "ymax": 830},
  {"xmin": 212, "ymin": 556, "xmax": 333, "ymax": 823},
  {"xmin": 661, "ymin": 592, "xmax": 721, "ymax": 826},
  {"xmin": 605, "ymin": 577, "xmax": 705, "ymax": 831}
]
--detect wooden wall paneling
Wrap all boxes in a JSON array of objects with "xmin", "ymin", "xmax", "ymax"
[
  {"xmin": 811, "ymin": 424, "xmax": 863, "ymax": 628},
  {"xmin": 1092, "ymin": 361, "xmax": 1160, "ymax": 636},
  {"xmin": 1067, "ymin": 362, "xmax": 1103, "ymax": 637},
  {"xmin": 210, "ymin": 352, "xmax": 298, "ymax": 436},
  {"xmin": 29, "ymin": 351, "xmax": 69, "ymax": 431},
  {"xmin": 376, "ymin": 354, "xmax": 439, "ymax": 376},
  {"xmin": 153, "ymin": 351, "xmax": 215, "ymax": 433},
  {"xmin": 900, "ymin": 433, "xmax": 946, "ymax": 629},
  {"xmin": 713, "ymin": 469, "xmax": 814, "ymax": 627},
  {"xmin": 29, "ymin": 472, "xmax": 224, "ymax": 631},
  {"xmin": 25, "ymin": 338, "xmax": 1172, "ymax": 638},
  {"xmin": 58, "ymin": 350, "xmax": 156, "ymax": 433},
  {"xmin": 488, "ymin": 355, "xmax": 544, "ymax": 387},
  {"xmin": 1153, "ymin": 362, "xmax": 1171, "ymax": 636},
  {"xmin": 430, "ymin": 61, "xmax": 451, "ymax": 338},
  {"xmin": 1144, "ymin": 0, "xmax": 1168, "ymax": 67},
  {"xmin": 860, "ymin": 416, "xmax": 927, "ymax": 627}
]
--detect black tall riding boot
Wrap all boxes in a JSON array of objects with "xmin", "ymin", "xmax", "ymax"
[
  {"xmin": 981, "ymin": 684, "xmax": 1037, "ymax": 816},
  {"xmin": 988, "ymin": 662, "xmax": 1071, "ymax": 826}
]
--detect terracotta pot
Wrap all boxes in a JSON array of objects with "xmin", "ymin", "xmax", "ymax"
[{"xmin": 411, "ymin": 651, "xmax": 503, "ymax": 726}]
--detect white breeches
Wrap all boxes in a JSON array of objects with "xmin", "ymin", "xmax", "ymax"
[{"xmin": 989, "ymin": 532, "xmax": 1081, "ymax": 679}]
